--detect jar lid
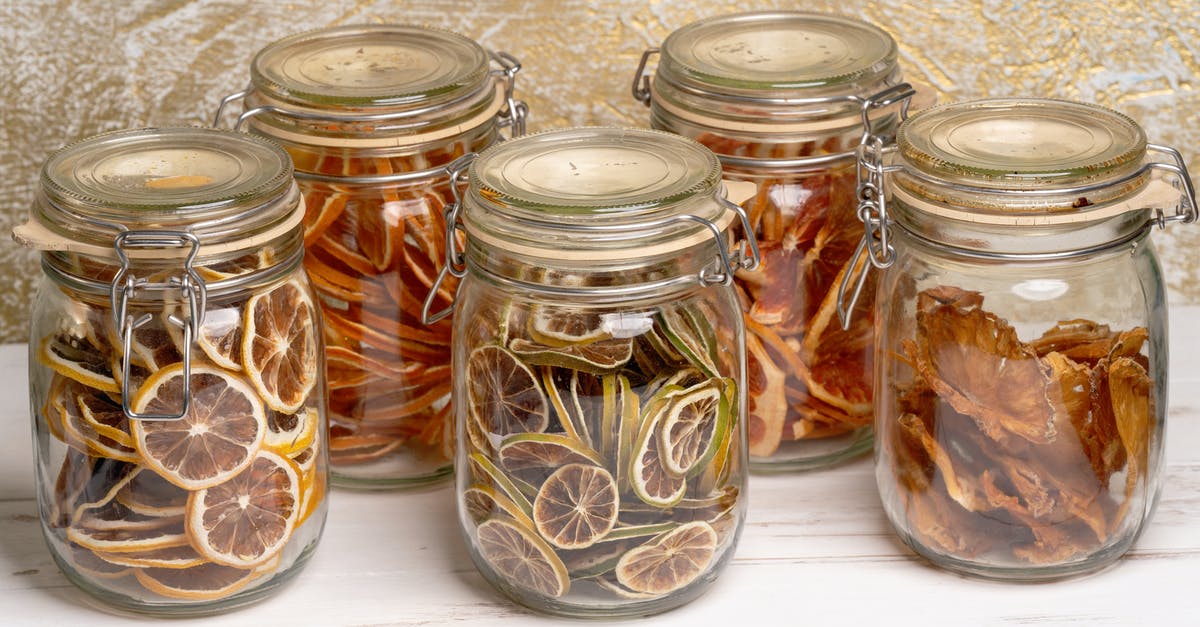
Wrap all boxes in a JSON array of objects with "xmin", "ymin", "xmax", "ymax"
[
  {"xmin": 465, "ymin": 127, "xmax": 731, "ymax": 262},
  {"xmin": 658, "ymin": 11, "xmax": 897, "ymax": 98},
  {"xmin": 21, "ymin": 127, "xmax": 299, "ymax": 257},
  {"xmin": 251, "ymin": 24, "xmax": 490, "ymax": 109}
]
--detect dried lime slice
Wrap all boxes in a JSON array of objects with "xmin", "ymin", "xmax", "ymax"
[
  {"xmin": 509, "ymin": 337, "xmax": 633, "ymax": 373},
  {"xmin": 467, "ymin": 345, "xmax": 549, "ymax": 439},
  {"xmin": 463, "ymin": 483, "xmax": 534, "ymax": 529},
  {"xmin": 658, "ymin": 306, "xmax": 720, "ymax": 378},
  {"xmin": 533, "ymin": 463, "xmax": 619, "ymax": 549},
  {"xmin": 498, "ymin": 432, "xmax": 603, "ymax": 484},
  {"xmin": 614, "ymin": 521, "xmax": 718, "ymax": 595},
  {"xmin": 476, "ymin": 517, "xmax": 570, "ymax": 598},
  {"xmin": 528, "ymin": 305, "xmax": 610, "ymax": 347},
  {"xmin": 658, "ymin": 378, "xmax": 731, "ymax": 478},
  {"xmin": 561, "ymin": 539, "xmax": 632, "ymax": 578},
  {"xmin": 541, "ymin": 367, "xmax": 592, "ymax": 448},
  {"xmin": 628, "ymin": 390, "xmax": 687, "ymax": 508},
  {"xmin": 467, "ymin": 453, "xmax": 534, "ymax": 518}
]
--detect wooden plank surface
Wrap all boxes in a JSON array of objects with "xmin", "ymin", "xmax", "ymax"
[{"xmin": 1, "ymin": 306, "xmax": 1198, "ymax": 626}]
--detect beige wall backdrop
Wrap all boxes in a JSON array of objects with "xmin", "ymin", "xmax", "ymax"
[{"xmin": 1, "ymin": 0, "xmax": 1197, "ymax": 342}]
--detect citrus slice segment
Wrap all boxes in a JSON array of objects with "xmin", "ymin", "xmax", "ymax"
[
  {"xmin": 296, "ymin": 462, "xmax": 326, "ymax": 528},
  {"xmin": 115, "ymin": 468, "xmax": 189, "ymax": 518},
  {"xmin": 541, "ymin": 367, "xmax": 591, "ymax": 448},
  {"xmin": 67, "ymin": 545, "xmax": 132, "ymax": 580},
  {"xmin": 629, "ymin": 391, "xmax": 687, "ymax": 508},
  {"xmin": 463, "ymin": 483, "xmax": 534, "ymax": 529},
  {"xmin": 134, "ymin": 562, "xmax": 258, "ymax": 601},
  {"xmin": 528, "ymin": 305, "xmax": 609, "ymax": 347},
  {"xmin": 95, "ymin": 544, "xmax": 207, "ymax": 569},
  {"xmin": 476, "ymin": 517, "xmax": 570, "ymax": 598},
  {"xmin": 467, "ymin": 452, "xmax": 534, "ymax": 517},
  {"xmin": 116, "ymin": 320, "xmax": 181, "ymax": 372},
  {"xmin": 40, "ymin": 376, "xmax": 70, "ymax": 442},
  {"xmin": 130, "ymin": 364, "xmax": 266, "ymax": 490},
  {"xmin": 168, "ymin": 304, "xmax": 244, "ymax": 372},
  {"xmin": 658, "ymin": 306, "xmax": 720, "ymax": 378},
  {"xmin": 263, "ymin": 407, "xmax": 319, "ymax": 457},
  {"xmin": 508, "ymin": 337, "xmax": 633, "ymax": 374},
  {"xmin": 242, "ymin": 280, "xmax": 318, "ymax": 413},
  {"xmin": 532, "ymin": 463, "xmax": 619, "ymax": 550},
  {"xmin": 614, "ymin": 521, "xmax": 718, "ymax": 595},
  {"xmin": 658, "ymin": 379, "xmax": 730, "ymax": 478},
  {"xmin": 187, "ymin": 450, "xmax": 301, "ymax": 568},
  {"xmin": 52, "ymin": 378, "xmax": 139, "ymax": 462},
  {"xmin": 467, "ymin": 345, "xmax": 549, "ymax": 438},
  {"xmin": 39, "ymin": 331, "xmax": 118, "ymax": 393},
  {"xmin": 497, "ymin": 432, "xmax": 603, "ymax": 484},
  {"xmin": 67, "ymin": 518, "xmax": 189, "ymax": 554}
]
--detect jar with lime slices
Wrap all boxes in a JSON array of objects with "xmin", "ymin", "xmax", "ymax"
[
  {"xmin": 632, "ymin": 11, "xmax": 919, "ymax": 470},
  {"xmin": 215, "ymin": 23, "xmax": 527, "ymax": 489},
  {"xmin": 431, "ymin": 127, "xmax": 756, "ymax": 617},
  {"xmin": 14, "ymin": 128, "xmax": 328, "ymax": 615}
]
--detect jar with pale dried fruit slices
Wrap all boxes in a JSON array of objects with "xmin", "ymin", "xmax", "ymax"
[
  {"xmin": 632, "ymin": 11, "xmax": 923, "ymax": 470},
  {"xmin": 214, "ymin": 24, "xmax": 527, "ymax": 489},
  {"xmin": 845, "ymin": 98, "xmax": 1198, "ymax": 579},
  {"xmin": 434, "ymin": 128, "xmax": 757, "ymax": 617},
  {"xmin": 14, "ymin": 127, "xmax": 328, "ymax": 615}
]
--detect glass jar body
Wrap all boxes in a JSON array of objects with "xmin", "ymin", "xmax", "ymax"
[
  {"xmin": 264, "ymin": 122, "xmax": 498, "ymax": 488},
  {"xmin": 874, "ymin": 225, "xmax": 1166, "ymax": 580},
  {"xmin": 653, "ymin": 109, "xmax": 878, "ymax": 471},
  {"xmin": 28, "ymin": 247, "xmax": 329, "ymax": 615},
  {"xmin": 451, "ymin": 270, "xmax": 748, "ymax": 617}
]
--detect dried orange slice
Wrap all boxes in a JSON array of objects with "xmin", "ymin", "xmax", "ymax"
[
  {"xmin": 187, "ymin": 449, "xmax": 301, "ymax": 568},
  {"xmin": 476, "ymin": 517, "xmax": 570, "ymax": 598},
  {"xmin": 467, "ymin": 345, "xmax": 549, "ymax": 438},
  {"xmin": 39, "ymin": 331, "xmax": 118, "ymax": 393},
  {"xmin": 242, "ymin": 280, "xmax": 318, "ymax": 413},
  {"xmin": 130, "ymin": 364, "xmax": 266, "ymax": 490},
  {"xmin": 614, "ymin": 521, "xmax": 717, "ymax": 595},
  {"xmin": 532, "ymin": 464, "xmax": 619, "ymax": 550},
  {"xmin": 134, "ymin": 562, "xmax": 258, "ymax": 601}
]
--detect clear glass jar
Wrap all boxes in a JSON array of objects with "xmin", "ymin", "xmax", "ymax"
[
  {"xmin": 854, "ymin": 98, "xmax": 1198, "ymax": 580},
  {"xmin": 217, "ymin": 24, "xmax": 527, "ymax": 489},
  {"xmin": 13, "ymin": 128, "xmax": 328, "ymax": 614},
  {"xmin": 441, "ymin": 128, "xmax": 754, "ymax": 617},
  {"xmin": 632, "ymin": 11, "xmax": 916, "ymax": 470}
]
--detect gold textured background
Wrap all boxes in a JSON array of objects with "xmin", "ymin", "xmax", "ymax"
[{"xmin": 2, "ymin": 0, "xmax": 1197, "ymax": 342}]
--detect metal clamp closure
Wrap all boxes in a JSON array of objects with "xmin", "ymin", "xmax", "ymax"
[
  {"xmin": 631, "ymin": 48, "xmax": 660, "ymax": 106},
  {"xmin": 421, "ymin": 154, "xmax": 477, "ymax": 325},
  {"xmin": 110, "ymin": 231, "xmax": 207, "ymax": 421},
  {"xmin": 490, "ymin": 51, "xmax": 528, "ymax": 138},
  {"xmin": 1147, "ymin": 143, "xmax": 1198, "ymax": 228}
]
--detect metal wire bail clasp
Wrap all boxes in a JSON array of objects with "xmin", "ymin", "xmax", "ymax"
[
  {"xmin": 1146, "ymin": 143, "xmax": 1199, "ymax": 228},
  {"xmin": 491, "ymin": 51, "xmax": 528, "ymax": 138},
  {"xmin": 421, "ymin": 153, "xmax": 477, "ymax": 325},
  {"xmin": 110, "ymin": 231, "xmax": 208, "ymax": 421},
  {"xmin": 631, "ymin": 48, "xmax": 660, "ymax": 106},
  {"xmin": 837, "ymin": 137, "xmax": 899, "ymax": 330}
]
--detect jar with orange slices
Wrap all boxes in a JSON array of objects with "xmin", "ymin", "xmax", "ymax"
[
  {"xmin": 437, "ymin": 128, "xmax": 756, "ymax": 617},
  {"xmin": 215, "ymin": 24, "xmax": 527, "ymax": 489},
  {"xmin": 631, "ymin": 11, "xmax": 919, "ymax": 470},
  {"xmin": 14, "ymin": 127, "xmax": 328, "ymax": 615}
]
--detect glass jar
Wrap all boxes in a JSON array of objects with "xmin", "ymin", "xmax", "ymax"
[
  {"xmin": 632, "ymin": 11, "xmax": 917, "ymax": 470},
  {"xmin": 439, "ymin": 128, "xmax": 755, "ymax": 617},
  {"xmin": 852, "ymin": 98, "xmax": 1197, "ymax": 580},
  {"xmin": 13, "ymin": 128, "xmax": 328, "ymax": 614},
  {"xmin": 216, "ymin": 24, "xmax": 527, "ymax": 489}
]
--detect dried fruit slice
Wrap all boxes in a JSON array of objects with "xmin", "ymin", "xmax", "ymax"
[
  {"xmin": 528, "ymin": 306, "xmax": 609, "ymax": 347},
  {"xmin": 629, "ymin": 393, "xmax": 687, "ymax": 508},
  {"xmin": 498, "ymin": 432, "xmax": 603, "ymax": 484},
  {"xmin": 541, "ymin": 367, "xmax": 591, "ymax": 449},
  {"xmin": 467, "ymin": 453, "xmax": 534, "ymax": 517},
  {"xmin": 1109, "ymin": 356, "xmax": 1152, "ymax": 503},
  {"xmin": 798, "ymin": 257, "xmax": 873, "ymax": 416},
  {"xmin": 168, "ymin": 305, "xmax": 244, "ymax": 372},
  {"xmin": 115, "ymin": 468, "xmax": 189, "ymax": 518},
  {"xmin": 134, "ymin": 562, "xmax": 258, "ymax": 601},
  {"xmin": 187, "ymin": 450, "xmax": 301, "ymax": 568},
  {"xmin": 242, "ymin": 280, "xmax": 318, "ymax": 413},
  {"xmin": 476, "ymin": 517, "xmax": 570, "ymax": 598},
  {"xmin": 130, "ymin": 365, "xmax": 267, "ymax": 490},
  {"xmin": 263, "ymin": 407, "xmax": 319, "ymax": 457},
  {"xmin": 509, "ymin": 337, "xmax": 633, "ymax": 374},
  {"xmin": 463, "ymin": 483, "xmax": 534, "ymax": 529},
  {"xmin": 532, "ymin": 464, "xmax": 619, "ymax": 549},
  {"xmin": 67, "ymin": 518, "xmax": 189, "ymax": 554},
  {"xmin": 39, "ymin": 331, "xmax": 118, "ymax": 393},
  {"xmin": 66, "ymin": 545, "xmax": 132, "ymax": 580},
  {"xmin": 467, "ymin": 345, "xmax": 549, "ymax": 438},
  {"xmin": 52, "ymin": 378, "xmax": 138, "ymax": 463},
  {"xmin": 614, "ymin": 521, "xmax": 718, "ymax": 595},
  {"xmin": 658, "ymin": 306, "xmax": 720, "ymax": 378},
  {"xmin": 95, "ymin": 544, "xmax": 206, "ymax": 569},
  {"xmin": 658, "ymin": 379, "xmax": 729, "ymax": 478},
  {"xmin": 744, "ymin": 331, "xmax": 787, "ymax": 458}
]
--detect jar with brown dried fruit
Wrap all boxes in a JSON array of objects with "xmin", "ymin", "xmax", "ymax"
[
  {"xmin": 632, "ymin": 11, "xmax": 920, "ymax": 470},
  {"xmin": 215, "ymin": 24, "xmax": 527, "ymax": 489},
  {"xmin": 14, "ymin": 128, "xmax": 328, "ymax": 614},
  {"xmin": 846, "ymin": 98, "xmax": 1197, "ymax": 579},
  {"xmin": 436, "ymin": 128, "xmax": 757, "ymax": 617}
]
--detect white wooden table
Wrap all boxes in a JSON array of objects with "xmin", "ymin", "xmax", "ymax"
[{"xmin": 2, "ymin": 309, "xmax": 1199, "ymax": 626}]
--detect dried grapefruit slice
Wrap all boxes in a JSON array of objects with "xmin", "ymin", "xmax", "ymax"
[
  {"xmin": 130, "ymin": 364, "xmax": 266, "ymax": 490},
  {"xmin": 476, "ymin": 517, "xmax": 570, "ymax": 598},
  {"xmin": 467, "ymin": 345, "xmax": 549, "ymax": 438},
  {"xmin": 532, "ymin": 463, "xmax": 619, "ymax": 550},
  {"xmin": 614, "ymin": 521, "xmax": 718, "ymax": 595},
  {"xmin": 187, "ymin": 449, "xmax": 301, "ymax": 568},
  {"xmin": 242, "ymin": 280, "xmax": 318, "ymax": 413},
  {"xmin": 134, "ymin": 562, "xmax": 258, "ymax": 601}
]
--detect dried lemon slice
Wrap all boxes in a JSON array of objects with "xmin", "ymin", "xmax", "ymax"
[
  {"xmin": 130, "ymin": 365, "xmax": 266, "ymax": 490},
  {"xmin": 614, "ymin": 521, "xmax": 718, "ymax": 595},
  {"xmin": 532, "ymin": 463, "xmax": 619, "ymax": 550},
  {"xmin": 263, "ymin": 407, "xmax": 319, "ymax": 457},
  {"xmin": 242, "ymin": 280, "xmax": 318, "ymax": 413},
  {"xmin": 467, "ymin": 345, "xmax": 549, "ymax": 438},
  {"xmin": 94, "ymin": 544, "xmax": 207, "ymax": 570},
  {"xmin": 476, "ymin": 517, "xmax": 570, "ymax": 598},
  {"xmin": 186, "ymin": 449, "xmax": 301, "ymax": 568},
  {"xmin": 39, "ymin": 331, "xmax": 118, "ymax": 393},
  {"xmin": 167, "ymin": 304, "xmax": 244, "ymax": 372},
  {"xmin": 134, "ymin": 562, "xmax": 258, "ymax": 601}
]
